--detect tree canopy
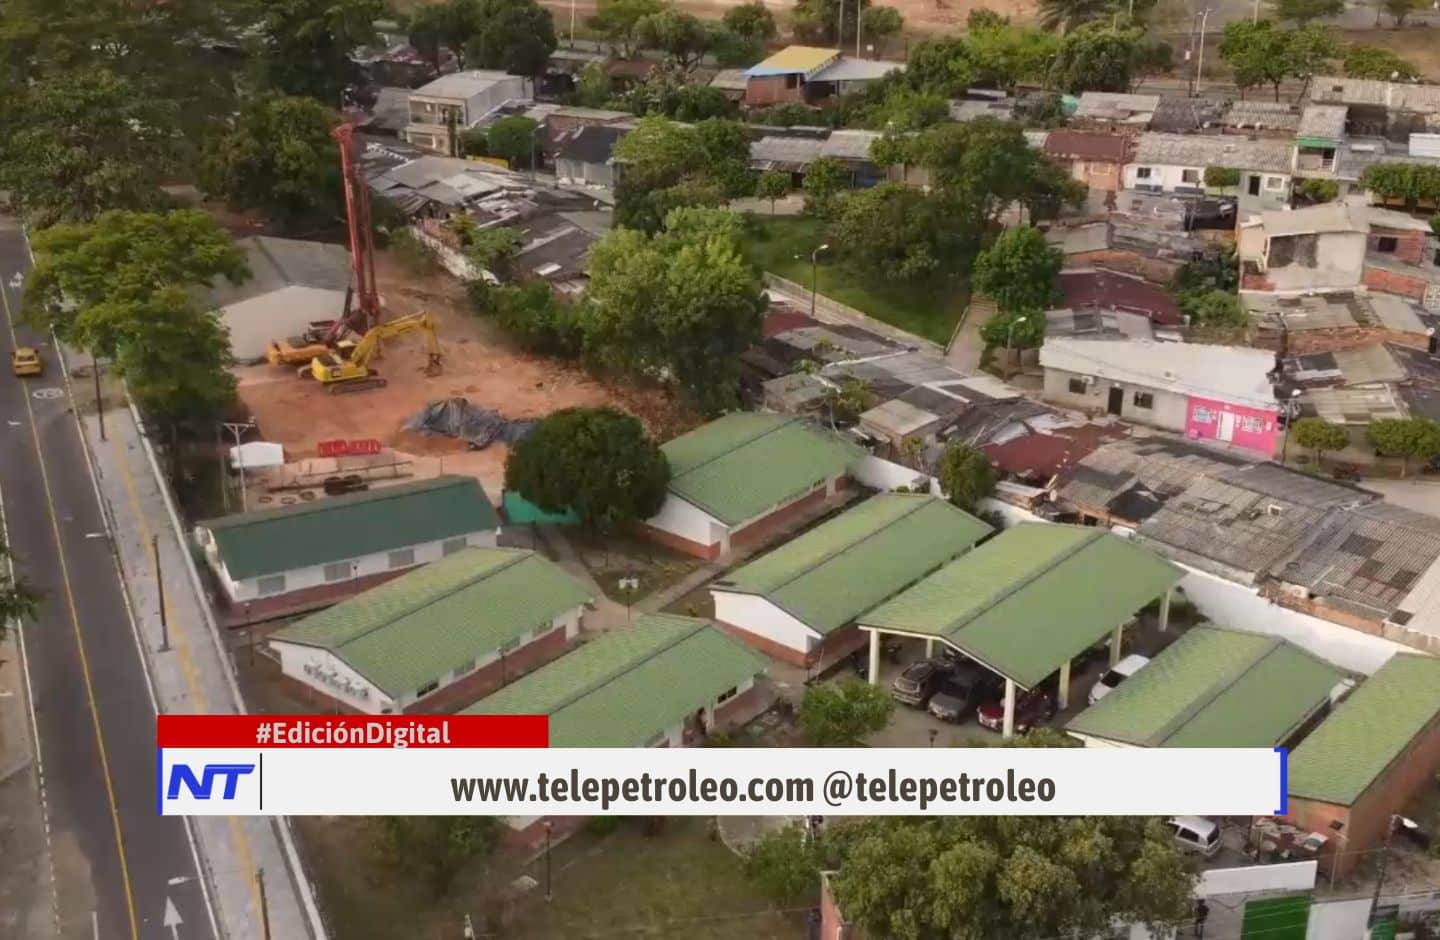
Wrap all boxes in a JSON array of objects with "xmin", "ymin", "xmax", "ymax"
[
  {"xmin": 0, "ymin": 537, "xmax": 41, "ymax": 651},
  {"xmin": 1048, "ymin": 24, "xmax": 1171, "ymax": 95},
  {"xmin": 1269, "ymin": 0, "xmax": 1343, "ymax": 25},
  {"xmin": 722, "ymin": 0, "xmax": 778, "ymax": 39},
  {"xmin": 612, "ymin": 117, "xmax": 751, "ymax": 232},
  {"xmin": 589, "ymin": 0, "xmax": 666, "ymax": 57},
  {"xmin": 504, "ymin": 407, "xmax": 671, "ymax": 529},
  {"xmin": 1220, "ymin": 19, "xmax": 1337, "ymax": 100},
  {"xmin": 1293, "ymin": 417, "xmax": 1349, "ymax": 461},
  {"xmin": 636, "ymin": 8, "xmax": 712, "ymax": 71},
  {"xmin": 799, "ymin": 680, "xmax": 895, "ymax": 746},
  {"xmin": 463, "ymin": 0, "xmax": 559, "ymax": 75},
  {"xmin": 1368, "ymin": 417, "xmax": 1440, "ymax": 476},
  {"xmin": 374, "ymin": 816, "xmax": 500, "ymax": 898},
  {"xmin": 830, "ymin": 183, "xmax": 956, "ymax": 282},
  {"xmin": 972, "ymin": 226, "xmax": 1062, "ymax": 314},
  {"xmin": 1361, "ymin": 162, "xmax": 1440, "ymax": 210},
  {"xmin": 1344, "ymin": 44, "xmax": 1420, "ymax": 80},
  {"xmin": 486, "ymin": 115, "xmax": 542, "ymax": 169},
  {"xmin": 253, "ymin": 0, "xmax": 383, "ymax": 102},
  {"xmin": 937, "ymin": 442, "xmax": 997, "ymax": 512}
]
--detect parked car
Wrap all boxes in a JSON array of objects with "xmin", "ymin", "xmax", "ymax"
[
  {"xmin": 1168, "ymin": 816, "xmax": 1222, "ymax": 857},
  {"xmin": 892, "ymin": 659, "xmax": 951, "ymax": 708},
  {"xmin": 927, "ymin": 670, "xmax": 1002, "ymax": 723},
  {"xmin": 1088, "ymin": 654, "xmax": 1151, "ymax": 706},
  {"xmin": 977, "ymin": 684, "xmax": 1057, "ymax": 733}
]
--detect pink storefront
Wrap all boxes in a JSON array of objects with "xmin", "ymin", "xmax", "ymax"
[{"xmin": 1184, "ymin": 397, "xmax": 1281, "ymax": 456}]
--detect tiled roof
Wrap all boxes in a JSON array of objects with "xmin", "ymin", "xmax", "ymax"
[
  {"xmin": 1297, "ymin": 104, "xmax": 1347, "ymax": 141},
  {"xmin": 201, "ymin": 476, "xmax": 500, "ymax": 581},
  {"xmin": 1288, "ymin": 654, "xmax": 1440, "ymax": 805},
  {"xmin": 1310, "ymin": 77, "xmax": 1440, "ymax": 114},
  {"xmin": 861, "ymin": 524, "xmax": 1181, "ymax": 688},
  {"xmin": 1057, "ymin": 271, "xmax": 1183, "ymax": 326},
  {"xmin": 1133, "ymin": 133, "xmax": 1294, "ymax": 173},
  {"xmin": 715, "ymin": 494, "xmax": 991, "ymax": 634},
  {"xmin": 661, "ymin": 414, "xmax": 862, "ymax": 525},
  {"xmin": 465, "ymin": 614, "xmax": 767, "ymax": 746},
  {"xmin": 1043, "ymin": 130, "xmax": 1132, "ymax": 163},
  {"xmin": 273, "ymin": 548, "xmax": 591, "ymax": 698},
  {"xmin": 1066, "ymin": 626, "xmax": 1345, "ymax": 747}
]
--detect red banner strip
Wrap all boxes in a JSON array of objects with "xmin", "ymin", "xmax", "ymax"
[{"xmin": 157, "ymin": 715, "xmax": 548, "ymax": 748}]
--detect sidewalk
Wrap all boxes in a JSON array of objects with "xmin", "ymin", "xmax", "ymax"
[
  {"xmin": 74, "ymin": 392, "xmax": 324, "ymax": 940},
  {"xmin": 0, "ymin": 635, "xmax": 59, "ymax": 940}
]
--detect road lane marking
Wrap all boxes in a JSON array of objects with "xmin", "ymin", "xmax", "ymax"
[{"xmin": 1, "ymin": 267, "xmax": 141, "ymax": 939}]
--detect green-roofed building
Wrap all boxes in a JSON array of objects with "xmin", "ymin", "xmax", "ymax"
[
  {"xmin": 709, "ymin": 493, "xmax": 992, "ymax": 670},
  {"xmin": 860, "ymin": 523, "xmax": 1183, "ymax": 737},
  {"xmin": 1066, "ymin": 626, "xmax": 1347, "ymax": 749},
  {"xmin": 269, "ymin": 547, "xmax": 592, "ymax": 714},
  {"xmin": 196, "ymin": 475, "xmax": 501, "ymax": 620},
  {"xmin": 644, "ymin": 413, "xmax": 863, "ymax": 559},
  {"xmin": 467, "ymin": 614, "xmax": 769, "ymax": 746},
  {"xmin": 1284, "ymin": 654, "xmax": 1440, "ymax": 878}
]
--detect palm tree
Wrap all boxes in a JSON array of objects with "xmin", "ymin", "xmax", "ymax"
[{"xmin": 1037, "ymin": 0, "xmax": 1113, "ymax": 32}]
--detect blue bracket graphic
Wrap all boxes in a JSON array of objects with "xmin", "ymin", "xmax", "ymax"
[{"xmin": 1273, "ymin": 746, "xmax": 1288, "ymax": 816}]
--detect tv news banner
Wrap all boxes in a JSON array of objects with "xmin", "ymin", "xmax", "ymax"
[{"xmin": 159, "ymin": 716, "xmax": 1287, "ymax": 817}]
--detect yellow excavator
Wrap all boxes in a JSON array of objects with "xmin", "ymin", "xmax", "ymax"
[{"xmin": 301, "ymin": 313, "xmax": 443, "ymax": 394}]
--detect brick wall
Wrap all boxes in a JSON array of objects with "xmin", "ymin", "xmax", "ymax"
[
  {"xmin": 1069, "ymin": 250, "xmax": 1182, "ymax": 285},
  {"xmin": 730, "ymin": 479, "xmax": 843, "ymax": 551},
  {"xmin": 746, "ymin": 75, "xmax": 801, "ymax": 107},
  {"xmin": 409, "ymin": 623, "xmax": 573, "ymax": 714},
  {"xmin": 1369, "ymin": 228, "xmax": 1428, "ymax": 266},
  {"xmin": 715, "ymin": 618, "xmax": 809, "ymax": 667},
  {"xmin": 635, "ymin": 521, "xmax": 722, "ymax": 560},
  {"xmin": 713, "ymin": 681, "xmax": 772, "ymax": 731},
  {"xmin": 820, "ymin": 871, "xmax": 864, "ymax": 940},
  {"xmin": 219, "ymin": 566, "xmax": 414, "ymax": 628},
  {"xmin": 1364, "ymin": 264, "xmax": 1430, "ymax": 301},
  {"xmin": 1241, "ymin": 272, "xmax": 1276, "ymax": 291}
]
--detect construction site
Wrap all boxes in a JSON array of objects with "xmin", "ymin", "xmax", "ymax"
[{"xmin": 228, "ymin": 127, "xmax": 686, "ymax": 509}]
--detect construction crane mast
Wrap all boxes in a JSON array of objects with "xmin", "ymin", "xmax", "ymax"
[{"xmin": 327, "ymin": 122, "xmax": 380, "ymax": 343}]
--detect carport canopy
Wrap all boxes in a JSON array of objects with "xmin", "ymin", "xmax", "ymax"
[{"xmin": 859, "ymin": 524, "xmax": 1183, "ymax": 731}]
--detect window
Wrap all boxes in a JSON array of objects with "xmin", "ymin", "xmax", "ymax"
[
  {"xmin": 785, "ymin": 74, "xmax": 799, "ymax": 89},
  {"xmin": 498, "ymin": 637, "xmax": 521, "ymax": 655},
  {"xmin": 323, "ymin": 561, "xmax": 351, "ymax": 583},
  {"xmin": 1240, "ymin": 416, "xmax": 1264, "ymax": 433},
  {"xmin": 1376, "ymin": 236, "xmax": 1398, "ymax": 253},
  {"xmin": 716, "ymin": 686, "xmax": 739, "ymax": 704},
  {"xmin": 442, "ymin": 537, "xmax": 468, "ymax": 556},
  {"xmin": 387, "ymin": 548, "xmax": 415, "ymax": 570},
  {"xmin": 452, "ymin": 658, "xmax": 475, "ymax": 679},
  {"xmin": 1068, "ymin": 378, "xmax": 1089, "ymax": 395},
  {"xmin": 257, "ymin": 574, "xmax": 286, "ymax": 596},
  {"xmin": 1135, "ymin": 167, "xmax": 1152, "ymax": 179},
  {"xmin": 1132, "ymin": 391, "xmax": 1154, "ymax": 409},
  {"xmin": 415, "ymin": 679, "xmax": 440, "ymax": 698},
  {"xmin": 1181, "ymin": 169, "xmax": 1200, "ymax": 184},
  {"xmin": 1265, "ymin": 176, "xmax": 1286, "ymax": 190}
]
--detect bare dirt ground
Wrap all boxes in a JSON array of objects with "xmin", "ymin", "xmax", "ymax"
[{"xmin": 234, "ymin": 250, "xmax": 689, "ymax": 501}]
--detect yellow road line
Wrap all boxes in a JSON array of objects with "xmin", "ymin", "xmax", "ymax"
[{"xmin": 1, "ymin": 277, "xmax": 140, "ymax": 938}]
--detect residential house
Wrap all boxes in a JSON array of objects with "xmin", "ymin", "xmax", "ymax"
[
  {"xmin": 361, "ymin": 87, "xmax": 413, "ymax": 138},
  {"xmin": 404, "ymin": 71, "xmax": 531, "ymax": 154},
  {"xmin": 1221, "ymin": 100, "xmax": 1302, "ymax": 138},
  {"xmin": 1066, "ymin": 626, "xmax": 1348, "ymax": 748},
  {"xmin": 1310, "ymin": 76, "xmax": 1440, "ymax": 138},
  {"xmin": 202, "ymin": 236, "xmax": 351, "ymax": 362},
  {"xmin": 642, "ymin": 413, "xmax": 862, "ymax": 559},
  {"xmin": 1283, "ymin": 654, "xmax": 1440, "ymax": 878},
  {"xmin": 1056, "ymin": 270, "xmax": 1185, "ymax": 328},
  {"xmin": 748, "ymin": 129, "xmax": 885, "ymax": 186},
  {"xmin": 709, "ymin": 68, "xmax": 749, "ymax": 103},
  {"xmin": 1125, "ymin": 133, "xmax": 1294, "ymax": 211},
  {"xmin": 555, "ymin": 124, "xmax": 628, "ymax": 189},
  {"xmin": 1042, "ymin": 131, "xmax": 1135, "ymax": 193},
  {"xmin": 366, "ymin": 153, "xmax": 531, "ymax": 220},
  {"xmin": 1147, "ymin": 96, "xmax": 1226, "ymax": 135},
  {"xmin": 710, "ymin": 494, "xmax": 992, "ymax": 670},
  {"xmin": 1294, "ymin": 104, "xmax": 1349, "ymax": 179},
  {"xmin": 1040, "ymin": 338, "xmax": 1283, "ymax": 456},
  {"xmin": 744, "ymin": 46, "xmax": 903, "ymax": 107},
  {"xmin": 1072, "ymin": 92, "xmax": 1159, "ymax": 134},
  {"xmin": 268, "ymin": 547, "xmax": 590, "ymax": 714},
  {"xmin": 468, "ymin": 613, "xmax": 770, "ymax": 844},
  {"xmin": 194, "ymin": 476, "xmax": 501, "ymax": 621},
  {"xmin": 1246, "ymin": 289, "xmax": 1433, "ymax": 341}
]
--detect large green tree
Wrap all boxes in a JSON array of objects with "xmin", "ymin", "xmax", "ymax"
[
  {"xmin": 0, "ymin": 70, "xmax": 178, "ymax": 227},
  {"xmin": 589, "ymin": 0, "xmax": 666, "ymax": 57},
  {"xmin": 966, "ymin": 22, "xmax": 1059, "ymax": 91},
  {"xmin": 1344, "ymin": 44, "xmax": 1419, "ymax": 81},
  {"xmin": 612, "ymin": 117, "xmax": 750, "ymax": 232},
  {"xmin": 937, "ymin": 441, "xmax": 997, "ymax": 512},
  {"xmin": 830, "ymin": 183, "xmax": 957, "ymax": 282},
  {"xmin": 463, "ymin": 0, "xmax": 559, "ymax": 75},
  {"xmin": 1270, "ymin": 0, "xmax": 1343, "ymax": 25},
  {"xmin": 486, "ymin": 116, "xmax": 542, "ymax": 169},
  {"xmin": 636, "ymin": 8, "xmax": 712, "ymax": 71},
  {"xmin": 1368, "ymin": 417, "xmax": 1440, "ymax": 476},
  {"xmin": 1048, "ymin": 23, "xmax": 1171, "ymax": 94},
  {"xmin": 0, "ymin": 538, "xmax": 41, "ymax": 651},
  {"xmin": 722, "ymin": 1, "xmax": 778, "ymax": 40},
  {"xmin": 1293, "ymin": 417, "xmax": 1349, "ymax": 462},
  {"xmin": 201, "ymin": 95, "xmax": 342, "ymax": 231},
  {"xmin": 504, "ymin": 407, "xmax": 671, "ymax": 529},
  {"xmin": 253, "ymin": 0, "xmax": 383, "ymax": 102},
  {"xmin": 374, "ymin": 816, "xmax": 500, "ymax": 898},
  {"xmin": 1380, "ymin": 0, "xmax": 1426, "ymax": 26},
  {"xmin": 972, "ymin": 226, "xmax": 1063, "ymax": 313},
  {"xmin": 1219, "ymin": 20, "xmax": 1293, "ymax": 101},
  {"xmin": 799, "ymin": 680, "xmax": 895, "ymax": 746},
  {"xmin": 1036, "ymin": 0, "xmax": 1112, "ymax": 33}
]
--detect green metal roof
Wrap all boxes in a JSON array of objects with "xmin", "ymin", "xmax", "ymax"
[
  {"xmin": 861, "ymin": 523, "xmax": 1182, "ymax": 689},
  {"xmin": 201, "ymin": 475, "xmax": 500, "ymax": 580},
  {"xmin": 1288, "ymin": 654, "xmax": 1440, "ymax": 806},
  {"xmin": 1066, "ymin": 626, "xmax": 1345, "ymax": 747},
  {"xmin": 714, "ymin": 494, "xmax": 991, "ymax": 635},
  {"xmin": 272, "ymin": 548, "xmax": 591, "ymax": 699},
  {"xmin": 466, "ymin": 614, "xmax": 768, "ymax": 747},
  {"xmin": 661, "ymin": 413, "xmax": 861, "ymax": 526}
]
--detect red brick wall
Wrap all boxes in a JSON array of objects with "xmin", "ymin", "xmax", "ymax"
[
  {"xmin": 715, "ymin": 618, "xmax": 809, "ymax": 667},
  {"xmin": 730, "ymin": 479, "xmax": 840, "ymax": 551},
  {"xmin": 714, "ymin": 617, "xmax": 868, "ymax": 673},
  {"xmin": 821, "ymin": 872, "xmax": 865, "ymax": 940},
  {"xmin": 1242, "ymin": 272, "xmax": 1277, "ymax": 291},
  {"xmin": 635, "ymin": 521, "xmax": 722, "ymax": 560},
  {"xmin": 408, "ymin": 623, "xmax": 573, "ymax": 713},
  {"xmin": 746, "ymin": 75, "xmax": 801, "ymax": 107},
  {"xmin": 1364, "ymin": 265, "xmax": 1430, "ymax": 300},
  {"xmin": 713, "ymin": 681, "xmax": 771, "ymax": 731},
  {"xmin": 219, "ymin": 567, "xmax": 415, "ymax": 627},
  {"xmin": 1370, "ymin": 228, "xmax": 1428, "ymax": 265},
  {"xmin": 1069, "ymin": 250, "xmax": 1182, "ymax": 285}
]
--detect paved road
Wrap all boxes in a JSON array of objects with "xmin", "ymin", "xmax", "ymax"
[{"xmin": 0, "ymin": 215, "xmax": 216, "ymax": 939}]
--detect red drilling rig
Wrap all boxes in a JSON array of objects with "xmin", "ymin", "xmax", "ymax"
[{"xmin": 326, "ymin": 121, "xmax": 381, "ymax": 342}]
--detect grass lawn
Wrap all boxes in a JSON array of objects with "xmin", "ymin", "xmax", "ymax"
[{"xmin": 748, "ymin": 215, "xmax": 970, "ymax": 346}]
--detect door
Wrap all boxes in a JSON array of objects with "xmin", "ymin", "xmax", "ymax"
[
  {"xmin": 1247, "ymin": 174, "xmax": 1261, "ymax": 196},
  {"xmin": 1218, "ymin": 411, "xmax": 1237, "ymax": 442},
  {"xmin": 1107, "ymin": 386, "xmax": 1124, "ymax": 416}
]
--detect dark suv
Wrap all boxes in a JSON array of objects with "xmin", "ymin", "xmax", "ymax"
[
  {"xmin": 891, "ymin": 659, "xmax": 950, "ymax": 707},
  {"xmin": 927, "ymin": 669, "xmax": 1003, "ymax": 723}
]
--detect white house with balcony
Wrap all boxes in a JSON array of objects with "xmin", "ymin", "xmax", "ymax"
[
  {"xmin": 1124, "ymin": 133, "xmax": 1295, "ymax": 212},
  {"xmin": 404, "ymin": 71, "xmax": 532, "ymax": 155}
]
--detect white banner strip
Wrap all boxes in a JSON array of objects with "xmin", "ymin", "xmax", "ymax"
[{"xmin": 159, "ymin": 747, "xmax": 1285, "ymax": 817}]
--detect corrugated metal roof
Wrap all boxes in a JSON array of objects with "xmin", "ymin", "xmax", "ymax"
[
  {"xmin": 750, "ymin": 135, "xmax": 825, "ymax": 169},
  {"xmin": 1297, "ymin": 104, "xmax": 1348, "ymax": 141},
  {"xmin": 1074, "ymin": 92, "xmax": 1160, "ymax": 123},
  {"xmin": 412, "ymin": 70, "xmax": 520, "ymax": 100},
  {"xmin": 1067, "ymin": 626, "xmax": 1345, "ymax": 747},
  {"xmin": 715, "ymin": 494, "xmax": 990, "ymax": 634},
  {"xmin": 201, "ymin": 476, "xmax": 500, "ymax": 581},
  {"xmin": 810, "ymin": 58, "xmax": 905, "ymax": 83},
  {"xmin": 466, "ymin": 614, "xmax": 767, "ymax": 747},
  {"xmin": 746, "ymin": 45, "xmax": 841, "ymax": 77},
  {"xmin": 862, "ymin": 524, "xmax": 1181, "ymax": 688},
  {"xmin": 273, "ymin": 547, "xmax": 590, "ymax": 698},
  {"xmin": 1040, "ymin": 338, "xmax": 1279, "ymax": 410},
  {"xmin": 820, "ymin": 129, "xmax": 882, "ymax": 161},
  {"xmin": 1288, "ymin": 654, "xmax": 1440, "ymax": 805},
  {"xmin": 205, "ymin": 236, "xmax": 351, "ymax": 310},
  {"xmin": 1310, "ymin": 77, "xmax": 1440, "ymax": 114}
]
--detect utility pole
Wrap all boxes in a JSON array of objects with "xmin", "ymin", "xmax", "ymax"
[
  {"xmin": 256, "ymin": 868, "xmax": 273, "ymax": 940},
  {"xmin": 1194, "ymin": 9, "xmax": 1211, "ymax": 97},
  {"xmin": 1369, "ymin": 815, "xmax": 1399, "ymax": 928},
  {"xmin": 809, "ymin": 244, "xmax": 829, "ymax": 319},
  {"xmin": 836, "ymin": 0, "xmax": 845, "ymax": 51},
  {"xmin": 856, "ymin": 3, "xmax": 863, "ymax": 57},
  {"xmin": 93, "ymin": 354, "xmax": 106, "ymax": 442},
  {"xmin": 544, "ymin": 820, "xmax": 554, "ymax": 901},
  {"xmin": 153, "ymin": 534, "xmax": 170, "ymax": 652},
  {"xmin": 222, "ymin": 420, "xmax": 257, "ymax": 513}
]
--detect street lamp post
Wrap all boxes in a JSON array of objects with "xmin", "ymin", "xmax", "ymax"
[
  {"xmin": 1005, "ymin": 316, "xmax": 1029, "ymax": 379},
  {"xmin": 543, "ymin": 820, "xmax": 554, "ymax": 901},
  {"xmin": 1279, "ymin": 389, "xmax": 1303, "ymax": 464},
  {"xmin": 222, "ymin": 420, "xmax": 257, "ymax": 513},
  {"xmin": 809, "ymin": 244, "xmax": 829, "ymax": 319}
]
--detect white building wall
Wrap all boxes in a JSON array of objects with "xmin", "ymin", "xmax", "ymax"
[
  {"xmin": 272, "ymin": 642, "xmax": 395, "ymax": 714},
  {"xmin": 1041, "ymin": 368, "xmax": 1189, "ymax": 433},
  {"xmin": 851, "ymin": 455, "xmax": 938, "ymax": 494},
  {"xmin": 647, "ymin": 495, "xmax": 721, "ymax": 549},
  {"xmin": 220, "ymin": 285, "xmax": 349, "ymax": 362},
  {"xmin": 1255, "ymin": 230, "xmax": 1367, "ymax": 292},
  {"xmin": 711, "ymin": 591, "xmax": 820, "ymax": 656}
]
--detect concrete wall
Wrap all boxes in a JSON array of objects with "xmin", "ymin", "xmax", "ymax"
[
  {"xmin": 1260, "ymin": 231, "xmax": 1367, "ymax": 292},
  {"xmin": 556, "ymin": 158, "xmax": 614, "ymax": 188},
  {"xmin": 1067, "ymin": 159, "xmax": 1123, "ymax": 192},
  {"xmin": 850, "ymin": 454, "xmax": 938, "ymax": 494},
  {"xmin": 711, "ymin": 591, "xmax": 818, "ymax": 661},
  {"xmin": 220, "ymin": 286, "xmax": 348, "ymax": 362},
  {"xmin": 273, "ymin": 641, "xmax": 392, "ymax": 711},
  {"xmin": 644, "ymin": 494, "xmax": 722, "ymax": 557},
  {"xmin": 1041, "ymin": 367, "xmax": 1189, "ymax": 433},
  {"xmin": 1125, "ymin": 163, "xmax": 1290, "ymax": 211}
]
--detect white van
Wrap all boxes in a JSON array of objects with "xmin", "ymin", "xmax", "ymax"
[
  {"xmin": 1088, "ymin": 654, "xmax": 1151, "ymax": 706},
  {"xmin": 1168, "ymin": 816, "xmax": 1222, "ymax": 857}
]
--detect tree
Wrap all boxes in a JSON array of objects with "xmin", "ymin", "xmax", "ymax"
[
  {"xmin": 1361, "ymin": 162, "xmax": 1440, "ymax": 210},
  {"xmin": 906, "ymin": 38, "xmax": 978, "ymax": 97},
  {"xmin": 723, "ymin": 1, "xmax": 778, "ymax": 40},
  {"xmin": 201, "ymin": 95, "xmax": 342, "ymax": 231},
  {"xmin": 850, "ymin": 81, "xmax": 951, "ymax": 132},
  {"xmin": 757, "ymin": 171, "xmax": 791, "ymax": 215},
  {"xmin": 1178, "ymin": 289, "xmax": 1247, "ymax": 327},
  {"xmin": 830, "ymin": 184, "xmax": 956, "ymax": 281},
  {"xmin": 573, "ymin": 62, "xmax": 615, "ymax": 107},
  {"xmin": 253, "ymin": 0, "xmax": 383, "ymax": 102},
  {"xmin": 1380, "ymin": 0, "xmax": 1426, "ymax": 26},
  {"xmin": 802, "ymin": 157, "xmax": 852, "ymax": 218},
  {"xmin": 610, "ymin": 117, "xmax": 750, "ymax": 231},
  {"xmin": 831, "ymin": 817, "xmax": 1194, "ymax": 940},
  {"xmin": 1174, "ymin": 247, "xmax": 1239, "ymax": 295},
  {"xmin": 1036, "ymin": 0, "xmax": 1112, "ymax": 33},
  {"xmin": 1048, "ymin": 24, "xmax": 1163, "ymax": 94},
  {"xmin": 407, "ymin": 3, "xmax": 454, "ymax": 72},
  {"xmin": 504, "ymin": 407, "xmax": 671, "ymax": 528},
  {"xmin": 636, "ymin": 9, "xmax": 712, "ymax": 71},
  {"xmin": 1344, "ymin": 44, "xmax": 1420, "ymax": 80},
  {"xmin": 486, "ymin": 116, "xmax": 541, "ymax": 169},
  {"xmin": 480, "ymin": 282, "xmax": 582, "ymax": 355},
  {"xmin": 1287, "ymin": 25, "xmax": 1340, "ymax": 98},
  {"xmin": 375, "ymin": 816, "xmax": 500, "ymax": 898},
  {"xmin": 745, "ymin": 824, "xmax": 825, "ymax": 904},
  {"xmin": 791, "ymin": 0, "xmax": 872, "ymax": 45},
  {"xmin": 0, "ymin": 538, "xmax": 41, "ymax": 650},
  {"xmin": 980, "ymin": 310, "xmax": 1045, "ymax": 349},
  {"xmin": 589, "ymin": 0, "xmax": 666, "ymax": 57},
  {"xmin": 1270, "ymin": 0, "xmax": 1343, "ymax": 25},
  {"xmin": 965, "ymin": 23, "xmax": 1059, "ymax": 92},
  {"xmin": 799, "ymin": 680, "xmax": 895, "ymax": 746},
  {"xmin": 1368, "ymin": 417, "xmax": 1440, "ymax": 476},
  {"xmin": 938, "ymin": 442, "xmax": 997, "ymax": 512},
  {"xmin": 1204, "ymin": 166, "xmax": 1242, "ymax": 189},
  {"xmin": 972, "ymin": 226, "xmax": 1062, "ymax": 313},
  {"xmin": 860, "ymin": 6, "xmax": 904, "ymax": 55},
  {"xmin": 0, "ymin": 70, "xmax": 178, "ymax": 227},
  {"xmin": 1220, "ymin": 20, "xmax": 1292, "ymax": 101},
  {"xmin": 1293, "ymin": 417, "xmax": 1349, "ymax": 462},
  {"xmin": 464, "ymin": 0, "xmax": 559, "ymax": 75},
  {"xmin": 465, "ymin": 226, "xmax": 524, "ymax": 276},
  {"xmin": 1295, "ymin": 178, "xmax": 1340, "ymax": 203},
  {"xmin": 25, "ymin": 210, "xmax": 250, "ymax": 355}
]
